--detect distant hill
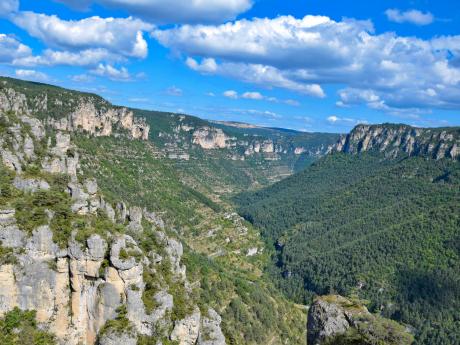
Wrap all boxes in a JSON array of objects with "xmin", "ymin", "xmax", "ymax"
[{"xmin": 235, "ymin": 123, "xmax": 460, "ymax": 345}]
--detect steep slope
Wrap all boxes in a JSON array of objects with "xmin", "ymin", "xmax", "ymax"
[
  {"xmin": 134, "ymin": 108, "xmax": 338, "ymax": 195},
  {"xmin": 235, "ymin": 124, "xmax": 460, "ymax": 345},
  {"xmin": 0, "ymin": 77, "xmax": 306, "ymax": 345}
]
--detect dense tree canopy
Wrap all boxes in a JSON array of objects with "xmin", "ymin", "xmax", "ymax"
[{"xmin": 235, "ymin": 153, "xmax": 460, "ymax": 345}]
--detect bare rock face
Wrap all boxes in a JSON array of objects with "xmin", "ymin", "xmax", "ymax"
[
  {"xmin": 13, "ymin": 176, "xmax": 50, "ymax": 192},
  {"xmin": 0, "ymin": 86, "xmax": 149, "ymax": 142},
  {"xmin": 307, "ymin": 295, "xmax": 414, "ymax": 345},
  {"xmin": 307, "ymin": 296, "xmax": 356, "ymax": 345},
  {"xmin": 46, "ymin": 101, "xmax": 150, "ymax": 140},
  {"xmin": 0, "ymin": 87, "xmax": 29, "ymax": 114},
  {"xmin": 197, "ymin": 308, "xmax": 226, "ymax": 345},
  {"xmin": 193, "ymin": 127, "xmax": 230, "ymax": 149},
  {"xmin": 333, "ymin": 124, "xmax": 460, "ymax": 161},
  {"xmin": 0, "ymin": 209, "xmax": 25, "ymax": 248},
  {"xmin": 171, "ymin": 307, "xmax": 201, "ymax": 345}
]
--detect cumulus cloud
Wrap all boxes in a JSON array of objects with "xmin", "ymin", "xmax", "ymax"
[
  {"xmin": 15, "ymin": 69, "xmax": 49, "ymax": 82},
  {"xmin": 13, "ymin": 48, "xmax": 122, "ymax": 67},
  {"xmin": 220, "ymin": 89, "xmax": 300, "ymax": 105},
  {"xmin": 186, "ymin": 57, "xmax": 217, "ymax": 73},
  {"xmin": 12, "ymin": 13, "xmax": 152, "ymax": 59},
  {"xmin": 223, "ymin": 90, "xmax": 238, "ymax": 99},
  {"xmin": 154, "ymin": 14, "xmax": 460, "ymax": 112},
  {"xmin": 385, "ymin": 9, "xmax": 434, "ymax": 26},
  {"xmin": 0, "ymin": 34, "xmax": 32, "ymax": 63},
  {"xmin": 56, "ymin": 0, "xmax": 253, "ymax": 24},
  {"xmin": 242, "ymin": 91, "xmax": 263, "ymax": 100},
  {"xmin": 90, "ymin": 63, "xmax": 132, "ymax": 81},
  {"xmin": 187, "ymin": 58, "xmax": 325, "ymax": 97}
]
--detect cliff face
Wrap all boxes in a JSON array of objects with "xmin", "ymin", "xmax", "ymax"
[
  {"xmin": 307, "ymin": 295, "xmax": 413, "ymax": 345},
  {"xmin": 48, "ymin": 101, "xmax": 149, "ymax": 140},
  {"xmin": 0, "ymin": 79, "xmax": 150, "ymax": 141},
  {"xmin": 0, "ymin": 89, "xmax": 225, "ymax": 345},
  {"xmin": 333, "ymin": 124, "xmax": 460, "ymax": 160}
]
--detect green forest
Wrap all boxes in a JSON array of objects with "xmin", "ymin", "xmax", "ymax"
[{"xmin": 235, "ymin": 152, "xmax": 460, "ymax": 345}]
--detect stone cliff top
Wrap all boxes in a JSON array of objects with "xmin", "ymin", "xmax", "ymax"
[{"xmin": 332, "ymin": 123, "xmax": 460, "ymax": 160}]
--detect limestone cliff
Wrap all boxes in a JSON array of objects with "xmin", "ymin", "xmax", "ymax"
[
  {"xmin": 0, "ymin": 78, "xmax": 150, "ymax": 141},
  {"xmin": 307, "ymin": 295, "xmax": 413, "ymax": 345},
  {"xmin": 0, "ymin": 90, "xmax": 224, "ymax": 345},
  {"xmin": 332, "ymin": 124, "xmax": 460, "ymax": 160}
]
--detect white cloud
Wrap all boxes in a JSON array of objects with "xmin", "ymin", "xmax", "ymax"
[
  {"xmin": 223, "ymin": 90, "xmax": 238, "ymax": 99},
  {"xmin": 13, "ymin": 48, "xmax": 122, "ymax": 67},
  {"xmin": 327, "ymin": 115, "xmax": 339, "ymax": 123},
  {"xmin": 186, "ymin": 58, "xmax": 325, "ymax": 97},
  {"xmin": 186, "ymin": 57, "xmax": 217, "ymax": 73},
  {"xmin": 90, "ymin": 63, "xmax": 132, "ymax": 81},
  {"xmin": 0, "ymin": 34, "xmax": 32, "ymax": 63},
  {"xmin": 56, "ymin": 0, "xmax": 253, "ymax": 24},
  {"xmin": 242, "ymin": 91, "xmax": 263, "ymax": 100},
  {"xmin": 11, "ymin": 12, "xmax": 153, "ymax": 59},
  {"xmin": 219, "ymin": 89, "xmax": 300, "ymax": 105},
  {"xmin": 154, "ymin": 14, "xmax": 460, "ymax": 111},
  {"xmin": 385, "ymin": 9, "xmax": 434, "ymax": 26},
  {"xmin": 327, "ymin": 115, "xmax": 366, "ymax": 126},
  {"xmin": 15, "ymin": 69, "xmax": 49, "ymax": 82},
  {"xmin": 166, "ymin": 86, "xmax": 183, "ymax": 96},
  {"xmin": 0, "ymin": 0, "xmax": 18, "ymax": 17}
]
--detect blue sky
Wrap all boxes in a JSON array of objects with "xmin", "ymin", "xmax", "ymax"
[{"xmin": 0, "ymin": 0, "xmax": 459, "ymax": 132}]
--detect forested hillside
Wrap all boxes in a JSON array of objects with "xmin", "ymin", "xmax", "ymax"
[{"xmin": 235, "ymin": 128, "xmax": 460, "ymax": 345}]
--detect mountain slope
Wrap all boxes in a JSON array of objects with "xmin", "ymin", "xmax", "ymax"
[
  {"xmin": 0, "ymin": 76, "xmax": 307, "ymax": 345},
  {"xmin": 133, "ymin": 107, "xmax": 338, "ymax": 195},
  {"xmin": 235, "ymin": 124, "xmax": 460, "ymax": 345}
]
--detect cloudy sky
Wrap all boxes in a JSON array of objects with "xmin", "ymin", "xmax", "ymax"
[{"xmin": 0, "ymin": 0, "xmax": 459, "ymax": 132}]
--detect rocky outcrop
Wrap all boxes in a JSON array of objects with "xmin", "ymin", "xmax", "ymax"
[
  {"xmin": 307, "ymin": 295, "xmax": 413, "ymax": 345},
  {"xmin": 0, "ymin": 84, "xmax": 149, "ymax": 141},
  {"xmin": 198, "ymin": 308, "xmax": 226, "ymax": 345},
  {"xmin": 192, "ymin": 127, "xmax": 231, "ymax": 149},
  {"xmin": 307, "ymin": 296, "xmax": 358, "ymax": 345},
  {"xmin": 244, "ymin": 140, "xmax": 275, "ymax": 155},
  {"xmin": 333, "ymin": 124, "xmax": 460, "ymax": 160},
  {"xmin": 171, "ymin": 308, "xmax": 201, "ymax": 345},
  {"xmin": 48, "ymin": 102, "xmax": 149, "ymax": 140}
]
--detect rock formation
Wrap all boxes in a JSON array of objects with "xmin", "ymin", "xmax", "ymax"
[
  {"xmin": 307, "ymin": 295, "xmax": 413, "ymax": 345},
  {"xmin": 192, "ymin": 127, "xmax": 230, "ymax": 149},
  {"xmin": 0, "ymin": 85, "xmax": 225, "ymax": 345},
  {"xmin": 333, "ymin": 124, "xmax": 460, "ymax": 160}
]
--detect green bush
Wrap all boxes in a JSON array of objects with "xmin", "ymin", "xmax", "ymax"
[{"xmin": 0, "ymin": 307, "xmax": 56, "ymax": 345}]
